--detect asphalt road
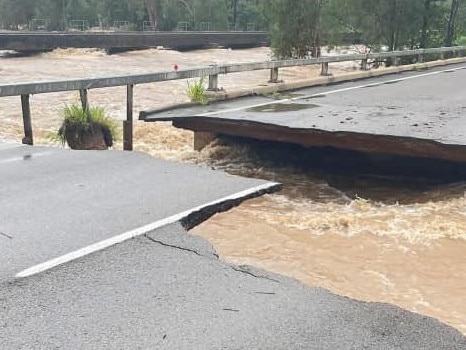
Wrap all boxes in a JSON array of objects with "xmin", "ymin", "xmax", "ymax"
[
  {"xmin": 2, "ymin": 223, "xmax": 465, "ymax": 349},
  {"xmin": 1, "ymin": 143, "xmax": 465, "ymax": 349},
  {"xmin": 144, "ymin": 63, "xmax": 466, "ymax": 146},
  {"xmin": 0, "ymin": 144, "xmax": 278, "ymax": 281}
]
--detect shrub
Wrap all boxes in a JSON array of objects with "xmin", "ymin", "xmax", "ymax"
[
  {"xmin": 56, "ymin": 104, "xmax": 118, "ymax": 150},
  {"xmin": 187, "ymin": 76, "xmax": 208, "ymax": 105}
]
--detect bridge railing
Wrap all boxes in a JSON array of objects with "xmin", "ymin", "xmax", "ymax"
[{"xmin": 1, "ymin": 46, "xmax": 465, "ymax": 150}]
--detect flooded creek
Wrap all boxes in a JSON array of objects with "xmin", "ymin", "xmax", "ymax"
[
  {"xmin": 1, "ymin": 48, "xmax": 465, "ymax": 334},
  {"xmin": 191, "ymin": 138, "xmax": 466, "ymax": 334}
]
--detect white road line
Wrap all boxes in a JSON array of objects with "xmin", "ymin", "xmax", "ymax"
[
  {"xmin": 0, "ymin": 151, "xmax": 51, "ymax": 164},
  {"xmin": 198, "ymin": 65, "xmax": 466, "ymax": 117},
  {"xmin": 15, "ymin": 182, "xmax": 280, "ymax": 279}
]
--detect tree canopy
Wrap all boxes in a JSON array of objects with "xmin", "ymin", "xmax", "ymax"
[
  {"xmin": 1, "ymin": 0, "xmax": 465, "ymax": 58},
  {"xmin": 263, "ymin": 0, "xmax": 466, "ymax": 58}
]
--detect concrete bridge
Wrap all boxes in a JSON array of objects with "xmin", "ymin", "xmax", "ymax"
[{"xmin": 0, "ymin": 31, "xmax": 268, "ymax": 53}]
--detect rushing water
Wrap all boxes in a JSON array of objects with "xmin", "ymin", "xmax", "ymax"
[{"xmin": 1, "ymin": 48, "xmax": 465, "ymax": 334}]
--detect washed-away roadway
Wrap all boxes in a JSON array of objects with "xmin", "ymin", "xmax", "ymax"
[
  {"xmin": 142, "ymin": 63, "xmax": 466, "ymax": 162},
  {"xmin": 0, "ymin": 143, "xmax": 279, "ymax": 280},
  {"xmin": 1, "ymin": 144, "xmax": 465, "ymax": 349}
]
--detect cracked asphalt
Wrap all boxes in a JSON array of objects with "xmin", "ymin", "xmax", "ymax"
[
  {"xmin": 1, "ymin": 142, "xmax": 465, "ymax": 349},
  {"xmin": 1, "ymin": 223, "xmax": 465, "ymax": 349},
  {"xmin": 0, "ymin": 144, "xmax": 277, "ymax": 280},
  {"xmin": 144, "ymin": 63, "xmax": 466, "ymax": 145}
]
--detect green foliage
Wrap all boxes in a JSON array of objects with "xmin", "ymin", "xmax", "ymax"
[
  {"xmin": 0, "ymin": 0, "xmax": 265, "ymax": 31},
  {"xmin": 187, "ymin": 76, "xmax": 208, "ymax": 105},
  {"xmin": 1, "ymin": 0, "xmax": 463, "ymax": 56},
  {"xmin": 258, "ymin": 0, "xmax": 463, "ymax": 59},
  {"xmin": 457, "ymin": 36, "xmax": 466, "ymax": 46},
  {"xmin": 260, "ymin": 0, "xmax": 323, "ymax": 59},
  {"xmin": 56, "ymin": 104, "xmax": 118, "ymax": 148}
]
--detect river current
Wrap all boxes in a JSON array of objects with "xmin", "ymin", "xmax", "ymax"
[{"xmin": 0, "ymin": 48, "xmax": 465, "ymax": 334}]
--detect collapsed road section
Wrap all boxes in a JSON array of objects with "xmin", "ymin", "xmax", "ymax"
[
  {"xmin": 0, "ymin": 144, "xmax": 465, "ymax": 348},
  {"xmin": 141, "ymin": 63, "xmax": 466, "ymax": 163},
  {"xmin": 0, "ymin": 143, "xmax": 280, "ymax": 281}
]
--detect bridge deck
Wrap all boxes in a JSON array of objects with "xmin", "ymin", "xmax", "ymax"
[
  {"xmin": 0, "ymin": 31, "xmax": 268, "ymax": 52},
  {"xmin": 141, "ymin": 63, "xmax": 466, "ymax": 162}
]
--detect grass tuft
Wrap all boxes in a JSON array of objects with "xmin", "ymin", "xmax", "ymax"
[
  {"xmin": 187, "ymin": 76, "xmax": 208, "ymax": 105},
  {"xmin": 54, "ymin": 104, "xmax": 119, "ymax": 147}
]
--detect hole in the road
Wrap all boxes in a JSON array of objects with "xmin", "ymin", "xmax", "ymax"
[{"xmin": 247, "ymin": 103, "xmax": 318, "ymax": 113}]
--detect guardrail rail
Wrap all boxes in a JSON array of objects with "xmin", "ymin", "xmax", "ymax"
[{"xmin": 1, "ymin": 46, "xmax": 465, "ymax": 150}]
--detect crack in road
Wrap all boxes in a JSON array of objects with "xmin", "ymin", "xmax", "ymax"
[
  {"xmin": 144, "ymin": 235, "xmax": 281, "ymax": 283},
  {"xmin": 231, "ymin": 266, "xmax": 280, "ymax": 283},
  {"xmin": 0, "ymin": 232, "xmax": 12, "ymax": 239},
  {"xmin": 144, "ymin": 235, "xmax": 203, "ymax": 256}
]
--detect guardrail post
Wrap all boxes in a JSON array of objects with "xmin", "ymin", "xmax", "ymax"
[
  {"xmin": 21, "ymin": 94, "xmax": 33, "ymax": 145},
  {"xmin": 361, "ymin": 58, "xmax": 368, "ymax": 70},
  {"xmin": 321, "ymin": 62, "xmax": 330, "ymax": 76},
  {"xmin": 123, "ymin": 84, "xmax": 134, "ymax": 151},
  {"xmin": 208, "ymin": 74, "xmax": 219, "ymax": 91},
  {"xmin": 79, "ymin": 89, "xmax": 89, "ymax": 111},
  {"xmin": 439, "ymin": 51, "xmax": 444, "ymax": 60},
  {"xmin": 417, "ymin": 53, "xmax": 424, "ymax": 63},
  {"xmin": 269, "ymin": 67, "xmax": 279, "ymax": 83},
  {"xmin": 393, "ymin": 56, "xmax": 400, "ymax": 66}
]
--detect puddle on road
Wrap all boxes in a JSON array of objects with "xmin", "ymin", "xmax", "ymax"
[{"xmin": 247, "ymin": 103, "xmax": 319, "ymax": 113}]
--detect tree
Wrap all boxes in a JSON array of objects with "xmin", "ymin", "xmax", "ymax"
[
  {"xmin": 144, "ymin": 0, "xmax": 158, "ymax": 29},
  {"xmin": 0, "ymin": 0, "xmax": 35, "ymax": 29},
  {"xmin": 445, "ymin": 0, "xmax": 461, "ymax": 46},
  {"xmin": 260, "ymin": 0, "xmax": 324, "ymax": 59}
]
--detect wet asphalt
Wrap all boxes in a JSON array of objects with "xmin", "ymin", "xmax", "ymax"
[
  {"xmin": 144, "ymin": 63, "xmax": 466, "ymax": 146},
  {"xmin": 1, "ymin": 129, "xmax": 466, "ymax": 347},
  {"xmin": 1, "ymin": 223, "xmax": 465, "ymax": 349}
]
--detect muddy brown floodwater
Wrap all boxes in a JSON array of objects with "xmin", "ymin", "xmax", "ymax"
[{"xmin": 1, "ymin": 48, "xmax": 465, "ymax": 334}]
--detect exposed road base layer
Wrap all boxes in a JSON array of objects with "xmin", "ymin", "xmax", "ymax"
[
  {"xmin": 142, "ymin": 63, "xmax": 466, "ymax": 164},
  {"xmin": 172, "ymin": 116, "xmax": 466, "ymax": 162}
]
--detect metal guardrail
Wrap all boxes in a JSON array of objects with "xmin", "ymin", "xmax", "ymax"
[{"xmin": 1, "ymin": 46, "xmax": 465, "ymax": 149}]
